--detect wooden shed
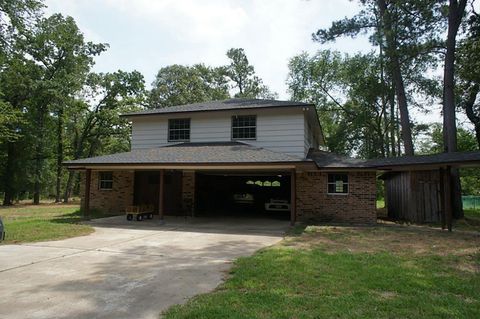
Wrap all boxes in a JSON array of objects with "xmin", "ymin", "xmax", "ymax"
[
  {"xmin": 381, "ymin": 170, "xmax": 442, "ymax": 223},
  {"xmin": 371, "ymin": 151, "xmax": 480, "ymax": 229}
]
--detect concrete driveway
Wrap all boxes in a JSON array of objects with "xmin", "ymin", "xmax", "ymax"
[{"xmin": 0, "ymin": 216, "xmax": 287, "ymax": 319}]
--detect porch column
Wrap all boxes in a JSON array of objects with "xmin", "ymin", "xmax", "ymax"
[
  {"xmin": 84, "ymin": 169, "xmax": 91, "ymax": 219},
  {"xmin": 290, "ymin": 169, "xmax": 296, "ymax": 226},
  {"xmin": 159, "ymin": 169, "xmax": 165, "ymax": 221}
]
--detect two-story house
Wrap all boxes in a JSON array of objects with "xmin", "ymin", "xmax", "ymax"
[{"xmin": 65, "ymin": 99, "xmax": 377, "ymax": 224}]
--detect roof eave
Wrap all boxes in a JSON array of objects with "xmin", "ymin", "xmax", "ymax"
[{"xmin": 120, "ymin": 104, "xmax": 316, "ymax": 119}]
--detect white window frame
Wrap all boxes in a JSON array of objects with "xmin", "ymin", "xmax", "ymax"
[
  {"xmin": 168, "ymin": 118, "xmax": 191, "ymax": 142},
  {"xmin": 231, "ymin": 115, "xmax": 257, "ymax": 140},
  {"xmin": 99, "ymin": 171, "xmax": 113, "ymax": 190},
  {"xmin": 327, "ymin": 173, "xmax": 349, "ymax": 195}
]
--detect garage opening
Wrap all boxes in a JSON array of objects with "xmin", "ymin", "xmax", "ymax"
[{"xmin": 195, "ymin": 172, "xmax": 291, "ymax": 220}]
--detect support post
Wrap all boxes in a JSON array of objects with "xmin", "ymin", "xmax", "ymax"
[
  {"xmin": 444, "ymin": 166, "xmax": 453, "ymax": 232},
  {"xmin": 439, "ymin": 167, "xmax": 446, "ymax": 230},
  {"xmin": 84, "ymin": 169, "xmax": 91, "ymax": 219},
  {"xmin": 159, "ymin": 169, "xmax": 165, "ymax": 221},
  {"xmin": 290, "ymin": 169, "xmax": 296, "ymax": 226}
]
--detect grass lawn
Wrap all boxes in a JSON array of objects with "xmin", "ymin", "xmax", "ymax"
[
  {"xmin": 0, "ymin": 203, "xmax": 117, "ymax": 244},
  {"xmin": 164, "ymin": 224, "xmax": 480, "ymax": 319}
]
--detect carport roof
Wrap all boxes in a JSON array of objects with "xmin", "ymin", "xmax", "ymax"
[
  {"xmin": 63, "ymin": 142, "xmax": 305, "ymax": 167},
  {"xmin": 307, "ymin": 150, "xmax": 480, "ymax": 169},
  {"xmin": 306, "ymin": 150, "xmax": 371, "ymax": 169}
]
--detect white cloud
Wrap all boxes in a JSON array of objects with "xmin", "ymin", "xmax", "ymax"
[
  {"xmin": 44, "ymin": 0, "xmax": 372, "ymax": 98},
  {"xmin": 108, "ymin": 0, "xmax": 249, "ymax": 42}
]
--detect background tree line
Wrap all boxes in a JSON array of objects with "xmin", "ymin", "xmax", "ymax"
[
  {"xmin": 0, "ymin": 0, "xmax": 277, "ymax": 204},
  {"xmin": 1, "ymin": 0, "xmax": 479, "ymax": 205}
]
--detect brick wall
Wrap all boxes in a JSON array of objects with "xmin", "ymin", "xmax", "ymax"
[
  {"xmin": 80, "ymin": 170, "xmax": 134, "ymax": 213},
  {"xmin": 296, "ymin": 171, "xmax": 377, "ymax": 224},
  {"xmin": 181, "ymin": 171, "xmax": 195, "ymax": 215}
]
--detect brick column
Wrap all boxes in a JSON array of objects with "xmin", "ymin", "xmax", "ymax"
[{"xmin": 182, "ymin": 170, "xmax": 196, "ymax": 216}]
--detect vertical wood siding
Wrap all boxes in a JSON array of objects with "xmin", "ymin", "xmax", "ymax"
[{"xmin": 385, "ymin": 170, "xmax": 441, "ymax": 223}]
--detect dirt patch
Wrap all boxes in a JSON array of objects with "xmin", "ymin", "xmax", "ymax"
[{"xmin": 282, "ymin": 224, "xmax": 480, "ymax": 260}]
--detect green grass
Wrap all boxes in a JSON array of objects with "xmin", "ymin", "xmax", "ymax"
[
  {"xmin": 0, "ymin": 204, "xmax": 117, "ymax": 244},
  {"xmin": 163, "ymin": 226, "xmax": 480, "ymax": 319},
  {"xmin": 376, "ymin": 198, "xmax": 385, "ymax": 209}
]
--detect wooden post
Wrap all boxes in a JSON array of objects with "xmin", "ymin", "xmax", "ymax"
[
  {"xmin": 444, "ymin": 166, "xmax": 453, "ymax": 232},
  {"xmin": 84, "ymin": 169, "xmax": 91, "ymax": 219},
  {"xmin": 439, "ymin": 167, "xmax": 446, "ymax": 230},
  {"xmin": 159, "ymin": 170, "xmax": 165, "ymax": 221},
  {"xmin": 290, "ymin": 169, "xmax": 296, "ymax": 226}
]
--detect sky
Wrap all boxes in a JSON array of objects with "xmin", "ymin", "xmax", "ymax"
[
  {"xmin": 44, "ymin": 0, "xmax": 372, "ymax": 99},
  {"xmin": 43, "ymin": 0, "xmax": 480, "ymax": 131}
]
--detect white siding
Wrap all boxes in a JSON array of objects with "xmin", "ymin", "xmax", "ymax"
[{"xmin": 131, "ymin": 107, "xmax": 307, "ymax": 158}]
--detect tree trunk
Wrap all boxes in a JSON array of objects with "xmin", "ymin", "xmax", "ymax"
[
  {"xmin": 463, "ymin": 83, "xmax": 480, "ymax": 148},
  {"xmin": 389, "ymin": 85, "xmax": 397, "ymax": 156},
  {"xmin": 443, "ymin": 0, "xmax": 467, "ymax": 219},
  {"xmin": 377, "ymin": 0, "xmax": 414, "ymax": 155},
  {"xmin": 63, "ymin": 170, "xmax": 75, "ymax": 202},
  {"xmin": 3, "ymin": 142, "xmax": 16, "ymax": 206},
  {"xmin": 55, "ymin": 108, "xmax": 64, "ymax": 203},
  {"xmin": 33, "ymin": 106, "xmax": 46, "ymax": 205}
]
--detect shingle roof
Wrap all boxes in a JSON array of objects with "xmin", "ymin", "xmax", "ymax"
[
  {"xmin": 367, "ymin": 151, "xmax": 480, "ymax": 168},
  {"xmin": 307, "ymin": 150, "xmax": 370, "ymax": 168},
  {"xmin": 122, "ymin": 98, "xmax": 313, "ymax": 117},
  {"xmin": 63, "ymin": 142, "xmax": 304, "ymax": 166},
  {"xmin": 307, "ymin": 150, "xmax": 480, "ymax": 169}
]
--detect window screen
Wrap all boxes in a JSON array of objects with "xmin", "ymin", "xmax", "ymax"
[
  {"xmin": 327, "ymin": 173, "xmax": 348, "ymax": 194},
  {"xmin": 168, "ymin": 118, "xmax": 190, "ymax": 142},
  {"xmin": 232, "ymin": 115, "xmax": 256, "ymax": 139}
]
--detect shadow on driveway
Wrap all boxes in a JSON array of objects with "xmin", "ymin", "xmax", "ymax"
[{"xmin": 0, "ymin": 217, "xmax": 286, "ymax": 319}]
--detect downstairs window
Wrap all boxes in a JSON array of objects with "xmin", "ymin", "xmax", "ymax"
[
  {"xmin": 327, "ymin": 173, "xmax": 348, "ymax": 194},
  {"xmin": 99, "ymin": 172, "xmax": 113, "ymax": 190}
]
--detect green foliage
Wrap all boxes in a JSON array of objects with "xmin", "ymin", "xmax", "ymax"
[
  {"xmin": 226, "ymin": 48, "xmax": 277, "ymax": 99},
  {"xmin": 419, "ymin": 123, "xmax": 480, "ymax": 195},
  {"xmin": 0, "ymin": 3, "xmax": 144, "ymax": 203},
  {"xmin": 150, "ymin": 64, "xmax": 229, "ymax": 108},
  {"xmin": 149, "ymin": 48, "xmax": 277, "ymax": 108},
  {"xmin": 287, "ymin": 50, "xmax": 396, "ymax": 158},
  {"xmin": 457, "ymin": 12, "xmax": 480, "ymax": 148}
]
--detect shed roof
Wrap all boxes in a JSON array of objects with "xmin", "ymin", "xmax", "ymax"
[{"xmin": 368, "ymin": 151, "xmax": 480, "ymax": 169}]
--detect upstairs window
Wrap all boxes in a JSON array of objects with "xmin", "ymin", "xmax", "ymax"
[
  {"xmin": 327, "ymin": 173, "xmax": 348, "ymax": 194},
  {"xmin": 232, "ymin": 115, "xmax": 256, "ymax": 140},
  {"xmin": 168, "ymin": 118, "xmax": 190, "ymax": 142},
  {"xmin": 99, "ymin": 172, "xmax": 113, "ymax": 190}
]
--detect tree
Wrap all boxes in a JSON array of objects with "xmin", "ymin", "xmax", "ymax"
[
  {"xmin": 0, "ymin": 0, "xmax": 44, "ymax": 205},
  {"xmin": 287, "ymin": 50, "xmax": 397, "ymax": 158},
  {"xmin": 313, "ymin": 0, "xmax": 445, "ymax": 156},
  {"xmin": 20, "ymin": 13, "xmax": 106, "ymax": 204},
  {"xmin": 63, "ymin": 70, "xmax": 145, "ymax": 202},
  {"xmin": 457, "ymin": 10, "xmax": 480, "ymax": 148},
  {"xmin": 419, "ymin": 123, "xmax": 480, "ymax": 196},
  {"xmin": 442, "ymin": 0, "xmax": 468, "ymax": 219},
  {"xmin": 226, "ymin": 48, "xmax": 277, "ymax": 99},
  {"xmin": 150, "ymin": 64, "xmax": 229, "ymax": 108}
]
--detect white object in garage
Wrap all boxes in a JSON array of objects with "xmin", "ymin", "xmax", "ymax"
[{"xmin": 265, "ymin": 199, "xmax": 290, "ymax": 212}]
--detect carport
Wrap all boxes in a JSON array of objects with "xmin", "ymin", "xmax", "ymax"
[
  {"xmin": 64, "ymin": 142, "xmax": 310, "ymax": 226},
  {"xmin": 195, "ymin": 171, "xmax": 292, "ymax": 220}
]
